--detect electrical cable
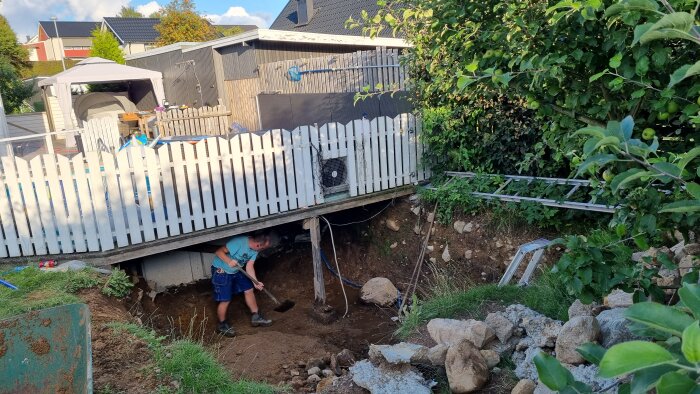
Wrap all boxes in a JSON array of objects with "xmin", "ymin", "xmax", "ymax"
[
  {"xmin": 326, "ymin": 198, "xmax": 395, "ymax": 227},
  {"xmin": 319, "ymin": 215, "xmax": 349, "ymax": 318},
  {"xmin": 320, "ymin": 250, "xmax": 362, "ymax": 288}
]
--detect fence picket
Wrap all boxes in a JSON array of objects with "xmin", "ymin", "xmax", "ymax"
[
  {"xmin": 401, "ymin": 114, "xmax": 411, "ymax": 185},
  {"xmin": 116, "ymin": 151, "xmax": 142, "ymax": 245},
  {"xmin": 408, "ymin": 114, "xmax": 418, "ymax": 184},
  {"xmin": 377, "ymin": 117, "xmax": 388, "ymax": 190},
  {"xmin": 208, "ymin": 139, "xmax": 228, "ymax": 226},
  {"xmin": 170, "ymin": 144, "xmax": 192, "ymax": 233},
  {"xmin": 392, "ymin": 115, "xmax": 404, "ymax": 186},
  {"xmin": 299, "ymin": 126, "xmax": 315, "ymax": 206},
  {"xmin": 57, "ymin": 156, "xmax": 86, "ymax": 252},
  {"xmin": 195, "ymin": 141, "xmax": 216, "ymax": 228},
  {"xmin": 16, "ymin": 158, "xmax": 46, "ymax": 255},
  {"xmin": 158, "ymin": 146, "xmax": 181, "ymax": 236},
  {"xmin": 144, "ymin": 149, "xmax": 168, "ymax": 239},
  {"xmin": 251, "ymin": 134, "xmax": 269, "ymax": 216},
  {"xmin": 362, "ymin": 119, "xmax": 374, "ymax": 194},
  {"xmin": 183, "ymin": 143, "xmax": 204, "ymax": 231},
  {"xmin": 0, "ymin": 168, "xmax": 15, "ymax": 256},
  {"xmin": 127, "ymin": 148, "xmax": 155, "ymax": 242},
  {"xmin": 309, "ymin": 125, "xmax": 324, "ymax": 204},
  {"xmin": 272, "ymin": 130, "xmax": 289, "ymax": 212},
  {"xmin": 86, "ymin": 152, "xmax": 117, "ymax": 250},
  {"xmin": 240, "ymin": 134, "xmax": 259, "ymax": 219},
  {"xmin": 72, "ymin": 154, "xmax": 100, "ymax": 251},
  {"xmin": 42, "ymin": 155, "xmax": 73, "ymax": 253},
  {"xmin": 262, "ymin": 133, "xmax": 279, "ymax": 214},
  {"xmin": 281, "ymin": 130, "xmax": 298, "ymax": 210},
  {"xmin": 229, "ymin": 135, "xmax": 250, "ymax": 221},
  {"xmin": 386, "ymin": 117, "xmax": 397, "ymax": 188}
]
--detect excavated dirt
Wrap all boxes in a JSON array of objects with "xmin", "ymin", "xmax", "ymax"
[{"xmin": 64, "ymin": 197, "xmax": 556, "ymax": 392}]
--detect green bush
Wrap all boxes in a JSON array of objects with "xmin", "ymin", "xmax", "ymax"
[{"xmin": 102, "ymin": 268, "xmax": 134, "ymax": 298}]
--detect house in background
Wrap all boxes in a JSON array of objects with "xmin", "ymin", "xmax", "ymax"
[
  {"xmin": 102, "ymin": 17, "xmax": 160, "ymax": 56},
  {"xmin": 24, "ymin": 21, "xmax": 100, "ymax": 61},
  {"xmin": 270, "ymin": 0, "xmax": 394, "ymax": 37}
]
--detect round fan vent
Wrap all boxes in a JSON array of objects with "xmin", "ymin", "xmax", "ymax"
[{"xmin": 321, "ymin": 158, "xmax": 347, "ymax": 188}]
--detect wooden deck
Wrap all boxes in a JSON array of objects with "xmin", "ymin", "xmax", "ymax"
[{"xmin": 0, "ymin": 114, "xmax": 429, "ymax": 265}]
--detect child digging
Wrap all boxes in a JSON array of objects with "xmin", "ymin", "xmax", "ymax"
[{"xmin": 211, "ymin": 232, "xmax": 277, "ymax": 337}]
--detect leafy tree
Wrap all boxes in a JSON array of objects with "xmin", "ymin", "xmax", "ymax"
[
  {"xmin": 0, "ymin": 61, "xmax": 34, "ymax": 113},
  {"xmin": 117, "ymin": 6, "xmax": 144, "ymax": 18},
  {"xmin": 154, "ymin": 0, "xmax": 217, "ymax": 46},
  {"xmin": 88, "ymin": 29, "xmax": 125, "ymax": 64},
  {"xmin": 0, "ymin": 15, "xmax": 29, "ymax": 72}
]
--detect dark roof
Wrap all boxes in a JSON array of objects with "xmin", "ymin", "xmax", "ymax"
[
  {"xmin": 103, "ymin": 17, "xmax": 160, "ymax": 44},
  {"xmin": 270, "ymin": 0, "xmax": 395, "ymax": 37},
  {"xmin": 39, "ymin": 21, "xmax": 100, "ymax": 38}
]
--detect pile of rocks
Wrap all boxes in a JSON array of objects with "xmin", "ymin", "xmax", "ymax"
[{"xmin": 283, "ymin": 350, "xmax": 356, "ymax": 393}]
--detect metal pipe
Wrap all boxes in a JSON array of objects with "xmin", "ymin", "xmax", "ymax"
[{"xmin": 51, "ymin": 17, "xmax": 66, "ymax": 71}]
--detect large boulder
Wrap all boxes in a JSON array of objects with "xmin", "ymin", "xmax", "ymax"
[
  {"xmin": 480, "ymin": 349, "xmax": 500, "ymax": 368},
  {"xmin": 504, "ymin": 305, "xmax": 562, "ymax": 348},
  {"xmin": 427, "ymin": 318, "xmax": 496, "ymax": 348},
  {"xmin": 360, "ymin": 278, "xmax": 398, "ymax": 307},
  {"xmin": 604, "ymin": 289, "xmax": 633, "ymax": 308},
  {"xmin": 512, "ymin": 379, "xmax": 536, "ymax": 394},
  {"xmin": 555, "ymin": 316, "xmax": 600, "ymax": 364},
  {"xmin": 368, "ymin": 342, "xmax": 428, "ymax": 365},
  {"xmin": 567, "ymin": 300, "xmax": 595, "ymax": 320},
  {"xmin": 596, "ymin": 308, "xmax": 639, "ymax": 348},
  {"xmin": 485, "ymin": 312, "xmax": 515, "ymax": 343},
  {"xmin": 427, "ymin": 344, "xmax": 449, "ymax": 366},
  {"xmin": 350, "ymin": 359, "xmax": 434, "ymax": 394},
  {"xmin": 445, "ymin": 339, "xmax": 490, "ymax": 393}
]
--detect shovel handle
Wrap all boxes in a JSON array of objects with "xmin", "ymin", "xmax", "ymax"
[{"xmin": 236, "ymin": 267, "xmax": 281, "ymax": 305}]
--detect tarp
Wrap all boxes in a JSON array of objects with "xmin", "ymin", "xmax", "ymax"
[{"xmin": 39, "ymin": 57, "xmax": 165, "ymax": 130}]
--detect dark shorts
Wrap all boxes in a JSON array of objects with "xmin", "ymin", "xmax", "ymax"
[{"xmin": 211, "ymin": 267, "xmax": 254, "ymax": 302}]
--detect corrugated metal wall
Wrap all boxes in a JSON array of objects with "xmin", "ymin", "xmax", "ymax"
[{"xmin": 128, "ymin": 48, "xmax": 220, "ymax": 108}]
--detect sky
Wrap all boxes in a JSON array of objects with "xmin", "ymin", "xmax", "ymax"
[{"xmin": 1, "ymin": 0, "xmax": 289, "ymax": 42}]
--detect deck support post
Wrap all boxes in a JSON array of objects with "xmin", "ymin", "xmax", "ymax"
[{"xmin": 309, "ymin": 216, "xmax": 326, "ymax": 304}]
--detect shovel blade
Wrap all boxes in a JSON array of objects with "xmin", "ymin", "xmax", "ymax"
[{"xmin": 274, "ymin": 300, "xmax": 295, "ymax": 313}]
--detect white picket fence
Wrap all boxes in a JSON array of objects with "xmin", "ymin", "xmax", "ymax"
[
  {"xmin": 79, "ymin": 117, "xmax": 122, "ymax": 153},
  {"xmin": 0, "ymin": 114, "xmax": 430, "ymax": 258}
]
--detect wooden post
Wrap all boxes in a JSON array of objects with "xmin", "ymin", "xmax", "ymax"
[{"xmin": 309, "ymin": 216, "xmax": 326, "ymax": 304}]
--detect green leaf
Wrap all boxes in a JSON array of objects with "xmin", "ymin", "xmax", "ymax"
[
  {"xmin": 631, "ymin": 365, "xmax": 677, "ymax": 393},
  {"xmin": 577, "ymin": 343, "xmax": 606, "ymax": 365},
  {"xmin": 625, "ymin": 302, "xmax": 695, "ymax": 336},
  {"xmin": 599, "ymin": 341, "xmax": 676, "ymax": 378},
  {"xmin": 652, "ymin": 162, "xmax": 682, "ymax": 178},
  {"xmin": 576, "ymin": 154, "xmax": 617, "ymax": 176},
  {"xmin": 669, "ymin": 61, "xmax": 700, "ymax": 87},
  {"xmin": 574, "ymin": 126, "xmax": 606, "ymax": 139},
  {"xmin": 610, "ymin": 168, "xmax": 650, "ymax": 193},
  {"xmin": 589, "ymin": 69, "xmax": 608, "ymax": 82},
  {"xmin": 620, "ymin": 115, "xmax": 634, "ymax": 140},
  {"xmin": 659, "ymin": 200, "xmax": 700, "ymax": 213},
  {"xmin": 681, "ymin": 322, "xmax": 700, "ymax": 363},
  {"xmin": 633, "ymin": 23, "xmax": 654, "ymax": 45},
  {"xmin": 687, "ymin": 183, "xmax": 700, "ymax": 200},
  {"xmin": 609, "ymin": 53, "xmax": 623, "ymax": 68},
  {"xmin": 465, "ymin": 60, "xmax": 479, "ymax": 73},
  {"xmin": 605, "ymin": 0, "xmax": 658, "ymax": 18},
  {"xmin": 678, "ymin": 147, "xmax": 700, "ymax": 171},
  {"xmin": 656, "ymin": 371, "xmax": 696, "ymax": 394},
  {"xmin": 640, "ymin": 12, "xmax": 696, "ymax": 44},
  {"xmin": 679, "ymin": 284, "xmax": 700, "ymax": 320},
  {"xmin": 533, "ymin": 351, "xmax": 574, "ymax": 390},
  {"xmin": 457, "ymin": 76, "xmax": 475, "ymax": 90},
  {"xmin": 594, "ymin": 136, "xmax": 621, "ymax": 151}
]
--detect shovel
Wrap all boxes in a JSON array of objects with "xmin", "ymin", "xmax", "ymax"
[{"xmin": 237, "ymin": 269, "xmax": 295, "ymax": 313}]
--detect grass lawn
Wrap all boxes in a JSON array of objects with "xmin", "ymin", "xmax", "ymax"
[{"xmin": 398, "ymin": 272, "xmax": 573, "ymax": 338}]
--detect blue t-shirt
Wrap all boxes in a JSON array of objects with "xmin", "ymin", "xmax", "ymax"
[{"xmin": 212, "ymin": 236, "xmax": 258, "ymax": 274}]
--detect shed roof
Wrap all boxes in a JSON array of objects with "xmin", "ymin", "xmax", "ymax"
[
  {"xmin": 103, "ymin": 17, "xmax": 160, "ymax": 44},
  {"xmin": 39, "ymin": 21, "xmax": 100, "ymax": 38},
  {"xmin": 270, "ymin": 0, "xmax": 392, "ymax": 37}
]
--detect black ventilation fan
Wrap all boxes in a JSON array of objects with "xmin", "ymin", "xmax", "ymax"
[{"xmin": 321, "ymin": 158, "xmax": 349, "ymax": 194}]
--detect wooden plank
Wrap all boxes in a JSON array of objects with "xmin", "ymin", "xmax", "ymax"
[
  {"xmin": 144, "ymin": 148, "xmax": 168, "ymax": 239},
  {"xmin": 158, "ymin": 145, "xmax": 181, "ymax": 236},
  {"xmin": 408, "ymin": 113, "xmax": 418, "ymax": 183},
  {"xmin": 362, "ymin": 118, "xmax": 373, "ymax": 193},
  {"xmin": 28, "ymin": 157, "xmax": 59, "ymax": 254},
  {"xmin": 393, "ymin": 114, "xmax": 404, "ymax": 186},
  {"xmin": 251, "ymin": 134, "xmax": 269, "ymax": 216},
  {"xmin": 230, "ymin": 135, "xmax": 249, "ymax": 221},
  {"xmin": 262, "ymin": 132, "xmax": 279, "ymax": 214},
  {"xmin": 116, "ymin": 150, "xmax": 143, "ymax": 245},
  {"xmin": 344, "ymin": 120, "xmax": 358, "ymax": 197},
  {"xmin": 86, "ymin": 152, "xmax": 116, "ymax": 250},
  {"xmin": 195, "ymin": 140, "xmax": 216, "ymax": 228},
  {"xmin": 271, "ymin": 130, "xmax": 289, "ymax": 212},
  {"xmin": 240, "ymin": 133, "xmax": 259, "ymax": 219},
  {"xmin": 57, "ymin": 156, "xmax": 86, "ymax": 252},
  {"xmin": 0, "ymin": 167, "xmax": 18, "ymax": 257},
  {"xmin": 319, "ymin": 123, "xmax": 330, "ymax": 160},
  {"xmin": 328, "ymin": 122, "xmax": 339, "ymax": 159},
  {"xmin": 377, "ymin": 117, "xmax": 388, "ymax": 190},
  {"xmin": 43, "ymin": 155, "xmax": 73, "ymax": 253},
  {"xmin": 309, "ymin": 125, "xmax": 324, "ymax": 205},
  {"xmin": 209, "ymin": 138, "xmax": 228, "ymax": 226},
  {"xmin": 16, "ymin": 158, "xmax": 46, "ymax": 255},
  {"xmin": 281, "ymin": 130, "xmax": 300, "ymax": 209},
  {"xmin": 183, "ymin": 143, "xmax": 205, "ymax": 231},
  {"xmin": 299, "ymin": 126, "xmax": 315, "ymax": 206},
  {"xmin": 386, "ymin": 116, "xmax": 397, "ymax": 188},
  {"xmin": 352, "ymin": 119, "xmax": 366, "ymax": 195},
  {"xmin": 3, "ymin": 157, "xmax": 34, "ymax": 255},
  {"xmin": 400, "ymin": 114, "xmax": 411, "ymax": 185},
  {"xmin": 218, "ymin": 137, "xmax": 237, "ymax": 224},
  {"xmin": 370, "ymin": 118, "xmax": 381, "ymax": 192},
  {"xmin": 171, "ymin": 143, "xmax": 193, "ymax": 233},
  {"xmin": 72, "ymin": 154, "xmax": 100, "ymax": 251},
  {"xmin": 129, "ymin": 148, "xmax": 156, "ymax": 242},
  {"xmin": 415, "ymin": 115, "xmax": 425, "ymax": 181},
  {"xmin": 309, "ymin": 216, "xmax": 326, "ymax": 304}
]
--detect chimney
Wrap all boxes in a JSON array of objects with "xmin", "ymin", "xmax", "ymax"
[
  {"xmin": 26, "ymin": 35, "xmax": 30, "ymax": 43},
  {"xmin": 296, "ymin": 0, "xmax": 314, "ymax": 25}
]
